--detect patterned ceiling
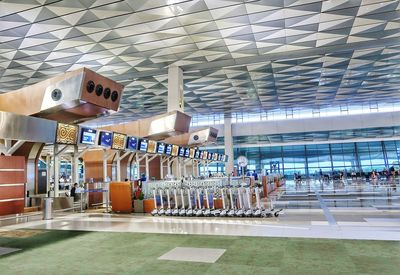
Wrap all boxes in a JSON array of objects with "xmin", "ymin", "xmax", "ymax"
[{"xmin": 1, "ymin": 0, "xmax": 400, "ymax": 125}]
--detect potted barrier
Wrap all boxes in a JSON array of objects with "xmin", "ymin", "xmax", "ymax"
[{"xmin": 133, "ymin": 191, "xmax": 144, "ymax": 213}]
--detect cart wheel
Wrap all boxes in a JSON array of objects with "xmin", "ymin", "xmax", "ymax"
[{"xmin": 274, "ymin": 212, "xmax": 279, "ymax": 217}]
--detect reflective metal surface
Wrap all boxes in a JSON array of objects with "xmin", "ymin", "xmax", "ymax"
[
  {"xmin": 102, "ymin": 110, "xmax": 191, "ymax": 139},
  {"xmin": 0, "ymin": 68, "xmax": 124, "ymax": 123},
  {"xmin": 39, "ymin": 74, "xmax": 84, "ymax": 113},
  {"xmin": 145, "ymin": 111, "xmax": 191, "ymax": 140},
  {"xmin": 0, "ymin": 111, "xmax": 57, "ymax": 143},
  {"xmin": 164, "ymin": 127, "xmax": 219, "ymax": 147}
]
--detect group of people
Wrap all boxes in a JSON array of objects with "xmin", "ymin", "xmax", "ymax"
[
  {"xmin": 245, "ymin": 170, "xmax": 259, "ymax": 181},
  {"xmin": 293, "ymin": 166, "xmax": 400, "ymax": 183},
  {"xmin": 369, "ymin": 167, "xmax": 400, "ymax": 180}
]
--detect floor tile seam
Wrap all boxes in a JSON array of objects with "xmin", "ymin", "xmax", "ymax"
[{"xmin": 314, "ymin": 189, "xmax": 338, "ymax": 226}]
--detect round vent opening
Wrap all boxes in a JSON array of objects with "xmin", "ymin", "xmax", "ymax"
[
  {"xmin": 95, "ymin": 84, "xmax": 103, "ymax": 96},
  {"xmin": 104, "ymin": 88, "xmax": 111, "ymax": 99},
  {"xmin": 111, "ymin": 91, "xmax": 118, "ymax": 102},
  {"xmin": 51, "ymin": 89, "xmax": 62, "ymax": 101},
  {"xmin": 193, "ymin": 135, "xmax": 199, "ymax": 141},
  {"xmin": 86, "ymin": 80, "xmax": 95, "ymax": 93}
]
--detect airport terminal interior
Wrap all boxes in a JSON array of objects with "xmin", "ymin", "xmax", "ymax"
[{"xmin": 1, "ymin": 0, "xmax": 400, "ymax": 274}]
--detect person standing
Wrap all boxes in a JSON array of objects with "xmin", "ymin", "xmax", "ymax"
[
  {"xmin": 252, "ymin": 170, "xmax": 258, "ymax": 181},
  {"xmin": 70, "ymin": 183, "xmax": 78, "ymax": 201}
]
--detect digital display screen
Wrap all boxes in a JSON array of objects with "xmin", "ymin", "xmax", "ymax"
[
  {"xmin": 189, "ymin": 148, "xmax": 195, "ymax": 158},
  {"xmin": 218, "ymin": 154, "xmax": 223, "ymax": 161},
  {"xmin": 184, "ymin": 148, "xmax": 190, "ymax": 158},
  {"xmin": 157, "ymin": 142, "xmax": 166, "ymax": 154},
  {"xmin": 224, "ymin": 155, "xmax": 229, "ymax": 162},
  {"xmin": 195, "ymin": 150, "xmax": 200, "ymax": 159},
  {"xmin": 199, "ymin": 151, "xmax": 204, "ymax": 159},
  {"xmin": 213, "ymin": 153, "xmax": 218, "ymax": 161},
  {"xmin": 139, "ymin": 139, "xmax": 148, "ymax": 152},
  {"xmin": 98, "ymin": 131, "xmax": 113, "ymax": 147},
  {"xmin": 178, "ymin": 147, "xmax": 185, "ymax": 157},
  {"xmin": 80, "ymin": 127, "xmax": 96, "ymax": 145},
  {"xmin": 165, "ymin": 144, "xmax": 172, "ymax": 155},
  {"xmin": 112, "ymin": 132, "xmax": 126, "ymax": 150},
  {"xmin": 208, "ymin": 152, "xmax": 213, "ymax": 160},
  {"xmin": 202, "ymin": 151, "xmax": 208, "ymax": 160},
  {"xmin": 126, "ymin": 136, "xmax": 138, "ymax": 151},
  {"xmin": 56, "ymin": 123, "xmax": 78, "ymax": 145},
  {"xmin": 147, "ymin": 140, "xmax": 157, "ymax": 154},
  {"xmin": 171, "ymin": 145, "xmax": 179, "ymax": 156}
]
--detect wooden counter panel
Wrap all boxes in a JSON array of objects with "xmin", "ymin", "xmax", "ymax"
[
  {"xmin": 0, "ymin": 186, "xmax": 25, "ymax": 200},
  {"xmin": 0, "ymin": 171, "xmax": 25, "ymax": 184},
  {"xmin": 0, "ymin": 200, "xmax": 24, "ymax": 216},
  {"xmin": 0, "ymin": 156, "xmax": 25, "ymax": 169}
]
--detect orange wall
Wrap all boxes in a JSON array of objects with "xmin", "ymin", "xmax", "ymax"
[
  {"xmin": 84, "ymin": 150, "xmax": 162, "ymax": 182},
  {"xmin": 139, "ymin": 157, "xmax": 161, "ymax": 180},
  {"xmin": 83, "ymin": 150, "xmax": 114, "ymax": 181}
]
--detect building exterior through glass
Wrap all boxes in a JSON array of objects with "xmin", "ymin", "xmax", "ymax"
[{"xmin": 206, "ymin": 141, "xmax": 400, "ymax": 178}]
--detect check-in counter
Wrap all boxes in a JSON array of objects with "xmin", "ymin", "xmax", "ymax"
[{"xmin": 39, "ymin": 197, "xmax": 74, "ymax": 211}]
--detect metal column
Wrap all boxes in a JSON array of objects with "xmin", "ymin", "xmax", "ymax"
[
  {"xmin": 72, "ymin": 145, "xmax": 79, "ymax": 184},
  {"xmin": 115, "ymin": 150, "xmax": 121, "ymax": 181},
  {"xmin": 53, "ymin": 144, "xmax": 59, "ymax": 197},
  {"xmin": 46, "ymin": 154, "xmax": 51, "ymax": 195}
]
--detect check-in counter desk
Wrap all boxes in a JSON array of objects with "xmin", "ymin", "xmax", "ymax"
[
  {"xmin": 262, "ymin": 174, "xmax": 284, "ymax": 197},
  {"xmin": 37, "ymin": 197, "xmax": 74, "ymax": 211},
  {"xmin": 88, "ymin": 182, "xmax": 104, "ymax": 207}
]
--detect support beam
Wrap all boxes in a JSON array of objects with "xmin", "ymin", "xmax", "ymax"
[
  {"xmin": 160, "ymin": 157, "xmax": 164, "ymax": 179},
  {"xmin": 53, "ymin": 144, "xmax": 60, "ymax": 197},
  {"xmin": 167, "ymin": 158, "xmax": 172, "ymax": 176},
  {"xmin": 72, "ymin": 145, "xmax": 79, "ymax": 184},
  {"xmin": 55, "ymin": 145, "xmax": 69, "ymax": 157},
  {"xmin": 4, "ymin": 139, "xmax": 12, "ymax": 150},
  {"xmin": 127, "ymin": 152, "xmax": 135, "ymax": 180},
  {"xmin": 102, "ymin": 149, "xmax": 112, "ymax": 182},
  {"xmin": 224, "ymin": 115, "xmax": 234, "ymax": 175},
  {"xmin": 115, "ymin": 150, "xmax": 121, "ymax": 181},
  {"xmin": 103, "ymin": 149, "xmax": 111, "ymax": 205},
  {"xmin": 46, "ymin": 154, "xmax": 51, "ymax": 195},
  {"xmin": 78, "ymin": 147, "xmax": 89, "ymax": 158},
  {"xmin": 136, "ymin": 153, "xmax": 140, "ymax": 180},
  {"xmin": 167, "ymin": 65, "xmax": 184, "ymax": 112},
  {"xmin": 145, "ymin": 155, "xmax": 150, "ymax": 180},
  {"xmin": 6, "ymin": 140, "xmax": 25, "ymax": 155},
  {"xmin": 118, "ymin": 151, "xmax": 131, "ymax": 161}
]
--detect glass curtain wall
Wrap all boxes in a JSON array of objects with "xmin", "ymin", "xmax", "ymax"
[{"xmin": 206, "ymin": 140, "xmax": 400, "ymax": 178}]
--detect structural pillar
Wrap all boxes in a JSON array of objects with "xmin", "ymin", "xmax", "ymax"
[
  {"xmin": 72, "ymin": 145, "xmax": 79, "ymax": 185},
  {"xmin": 167, "ymin": 66, "xmax": 184, "ymax": 112},
  {"xmin": 224, "ymin": 115, "xmax": 234, "ymax": 175},
  {"xmin": 53, "ymin": 144, "xmax": 60, "ymax": 197},
  {"xmin": 116, "ymin": 151, "xmax": 121, "ymax": 181},
  {"xmin": 145, "ymin": 155, "xmax": 150, "ymax": 180},
  {"xmin": 46, "ymin": 154, "xmax": 51, "ymax": 195},
  {"xmin": 103, "ymin": 150, "xmax": 108, "ymax": 182}
]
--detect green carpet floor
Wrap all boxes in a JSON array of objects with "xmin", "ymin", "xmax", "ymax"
[{"xmin": 0, "ymin": 230, "xmax": 399, "ymax": 274}]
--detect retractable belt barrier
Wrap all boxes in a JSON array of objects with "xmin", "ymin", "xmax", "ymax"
[{"xmin": 76, "ymin": 189, "xmax": 109, "ymax": 213}]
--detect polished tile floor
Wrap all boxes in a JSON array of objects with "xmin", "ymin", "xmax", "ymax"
[
  {"xmin": 1, "ymin": 208, "xmax": 399, "ymax": 241},
  {"xmin": 1, "ymin": 179, "xmax": 399, "ymax": 241},
  {"xmin": 158, "ymin": 247, "xmax": 226, "ymax": 263},
  {"xmin": 275, "ymin": 179, "xmax": 400, "ymax": 209}
]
